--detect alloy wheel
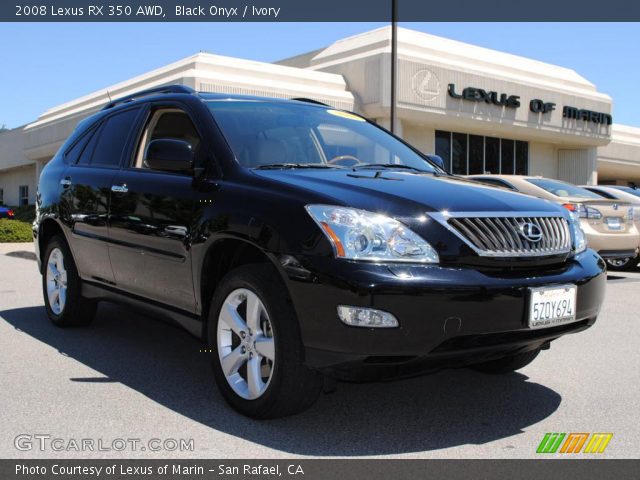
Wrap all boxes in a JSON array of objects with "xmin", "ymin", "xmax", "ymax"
[
  {"xmin": 46, "ymin": 248, "xmax": 68, "ymax": 315},
  {"xmin": 217, "ymin": 288, "xmax": 275, "ymax": 400}
]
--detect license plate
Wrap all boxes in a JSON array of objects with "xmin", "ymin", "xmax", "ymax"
[
  {"xmin": 606, "ymin": 217, "xmax": 622, "ymax": 230},
  {"xmin": 528, "ymin": 285, "xmax": 577, "ymax": 329}
]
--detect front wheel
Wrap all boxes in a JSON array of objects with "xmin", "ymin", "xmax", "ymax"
[
  {"xmin": 605, "ymin": 255, "xmax": 639, "ymax": 271},
  {"xmin": 472, "ymin": 348, "xmax": 541, "ymax": 374},
  {"xmin": 208, "ymin": 264, "xmax": 323, "ymax": 419}
]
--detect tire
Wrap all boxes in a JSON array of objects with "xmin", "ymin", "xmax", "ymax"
[
  {"xmin": 42, "ymin": 235, "xmax": 97, "ymax": 327},
  {"xmin": 472, "ymin": 348, "xmax": 541, "ymax": 374},
  {"xmin": 207, "ymin": 263, "xmax": 323, "ymax": 419},
  {"xmin": 605, "ymin": 255, "xmax": 639, "ymax": 272}
]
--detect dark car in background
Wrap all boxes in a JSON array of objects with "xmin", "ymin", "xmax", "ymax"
[{"xmin": 34, "ymin": 86, "xmax": 606, "ymax": 418}]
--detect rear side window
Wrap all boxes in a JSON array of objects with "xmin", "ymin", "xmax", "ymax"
[
  {"xmin": 89, "ymin": 108, "xmax": 140, "ymax": 167},
  {"xmin": 65, "ymin": 127, "xmax": 97, "ymax": 164},
  {"xmin": 77, "ymin": 128, "xmax": 100, "ymax": 165}
]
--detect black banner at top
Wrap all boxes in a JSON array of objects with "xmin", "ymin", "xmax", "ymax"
[{"xmin": 3, "ymin": 0, "xmax": 640, "ymax": 22}]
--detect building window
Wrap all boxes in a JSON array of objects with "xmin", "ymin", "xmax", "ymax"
[
  {"xmin": 451, "ymin": 132, "xmax": 467, "ymax": 175},
  {"xmin": 0, "ymin": 188, "xmax": 3, "ymax": 205},
  {"xmin": 19, "ymin": 185, "xmax": 29, "ymax": 206},
  {"xmin": 515, "ymin": 141, "xmax": 529, "ymax": 175},
  {"xmin": 468, "ymin": 135, "xmax": 484, "ymax": 174},
  {"xmin": 435, "ymin": 130, "xmax": 451, "ymax": 171},
  {"xmin": 435, "ymin": 130, "xmax": 529, "ymax": 176},
  {"xmin": 501, "ymin": 139, "xmax": 515, "ymax": 174}
]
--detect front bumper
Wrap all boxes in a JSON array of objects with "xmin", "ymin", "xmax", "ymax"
[{"xmin": 283, "ymin": 250, "xmax": 606, "ymax": 378}]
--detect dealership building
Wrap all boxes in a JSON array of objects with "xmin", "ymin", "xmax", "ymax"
[{"xmin": 1, "ymin": 26, "xmax": 639, "ymax": 206}]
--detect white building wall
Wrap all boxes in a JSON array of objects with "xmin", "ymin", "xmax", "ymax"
[
  {"xmin": 403, "ymin": 124, "xmax": 436, "ymax": 155},
  {"xmin": 529, "ymin": 142, "xmax": 558, "ymax": 178},
  {"xmin": 0, "ymin": 127, "xmax": 29, "ymax": 171},
  {"xmin": 558, "ymin": 148, "xmax": 598, "ymax": 185},
  {"xmin": 0, "ymin": 165, "xmax": 36, "ymax": 206},
  {"xmin": 597, "ymin": 125, "xmax": 640, "ymax": 184}
]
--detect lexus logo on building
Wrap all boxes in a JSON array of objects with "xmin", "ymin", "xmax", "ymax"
[
  {"xmin": 411, "ymin": 69, "xmax": 440, "ymax": 102},
  {"xmin": 519, "ymin": 222, "xmax": 543, "ymax": 243}
]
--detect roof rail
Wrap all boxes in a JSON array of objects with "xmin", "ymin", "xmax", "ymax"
[
  {"xmin": 102, "ymin": 85, "xmax": 195, "ymax": 110},
  {"xmin": 291, "ymin": 97, "xmax": 330, "ymax": 107}
]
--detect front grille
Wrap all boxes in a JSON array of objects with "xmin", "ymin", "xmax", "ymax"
[{"xmin": 447, "ymin": 216, "xmax": 571, "ymax": 257}]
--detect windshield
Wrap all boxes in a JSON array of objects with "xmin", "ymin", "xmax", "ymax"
[
  {"xmin": 206, "ymin": 100, "xmax": 438, "ymax": 172},
  {"xmin": 527, "ymin": 178, "xmax": 603, "ymax": 199}
]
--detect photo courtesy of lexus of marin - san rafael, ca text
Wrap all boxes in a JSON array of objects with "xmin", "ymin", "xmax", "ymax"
[{"xmin": 1, "ymin": 4, "xmax": 640, "ymax": 479}]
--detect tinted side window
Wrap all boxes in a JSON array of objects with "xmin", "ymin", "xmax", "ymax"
[
  {"xmin": 77, "ymin": 127, "xmax": 101, "ymax": 165},
  {"xmin": 90, "ymin": 109, "xmax": 140, "ymax": 167},
  {"xmin": 65, "ymin": 127, "xmax": 97, "ymax": 164}
]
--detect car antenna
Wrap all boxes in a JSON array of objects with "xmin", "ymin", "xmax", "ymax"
[{"xmin": 106, "ymin": 90, "xmax": 112, "ymax": 103}]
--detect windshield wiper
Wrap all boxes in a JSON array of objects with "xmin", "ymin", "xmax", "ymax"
[
  {"xmin": 353, "ymin": 163, "xmax": 429, "ymax": 173},
  {"xmin": 255, "ymin": 163, "xmax": 344, "ymax": 170}
]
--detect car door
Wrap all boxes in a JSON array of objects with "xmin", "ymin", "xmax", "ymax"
[
  {"xmin": 59, "ymin": 107, "xmax": 142, "ymax": 284},
  {"xmin": 108, "ymin": 105, "xmax": 204, "ymax": 312}
]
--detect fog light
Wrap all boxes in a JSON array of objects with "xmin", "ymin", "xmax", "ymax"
[{"xmin": 337, "ymin": 306, "xmax": 399, "ymax": 328}]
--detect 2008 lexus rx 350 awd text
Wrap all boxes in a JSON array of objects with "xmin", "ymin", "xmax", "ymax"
[{"xmin": 34, "ymin": 86, "xmax": 606, "ymax": 418}]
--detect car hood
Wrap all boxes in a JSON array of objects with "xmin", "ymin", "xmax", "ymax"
[{"xmin": 252, "ymin": 169, "xmax": 564, "ymax": 217}]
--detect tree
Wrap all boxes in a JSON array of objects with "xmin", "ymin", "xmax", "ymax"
[{"xmin": 0, "ymin": 124, "xmax": 8, "ymax": 133}]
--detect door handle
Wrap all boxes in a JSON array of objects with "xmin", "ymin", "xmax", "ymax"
[
  {"xmin": 60, "ymin": 177, "xmax": 72, "ymax": 188},
  {"xmin": 111, "ymin": 184, "xmax": 129, "ymax": 193}
]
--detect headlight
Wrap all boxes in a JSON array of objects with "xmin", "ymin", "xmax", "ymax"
[
  {"xmin": 567, "ymin": 211, "xmax": 587, "ymax": 253},
  {"xmin": 305, "ymin": 205, "xmax": 439, "ymax": 263}
]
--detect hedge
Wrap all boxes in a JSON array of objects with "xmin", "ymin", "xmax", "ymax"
[{"xmin": 0, "ymin": 219, "xmax": 33, "ymax": 243}]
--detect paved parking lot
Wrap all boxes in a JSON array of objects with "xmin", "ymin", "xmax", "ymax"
[{"xmin": 1, "ymin": 242, "xmax": 639, "ymax": 459}]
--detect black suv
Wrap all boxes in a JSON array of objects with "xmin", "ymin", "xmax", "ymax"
[{"xmin": 35, "ymin": 85, "xmax": 606, "ymax": 418}]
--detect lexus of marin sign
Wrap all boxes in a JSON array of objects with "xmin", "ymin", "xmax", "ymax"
[
  {"xmin": 447, "ymin": 83, "xmax": 612, "ymax": 125},
  {"xmin": 447, "ymin": 84, "xmax": 521, "ymax": 108}
]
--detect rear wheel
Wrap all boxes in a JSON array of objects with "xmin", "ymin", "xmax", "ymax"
[
  {"xmin": 42, "ymin": 235, "xmax": 97, "ymax": 327},
  {"xmin": 208, "ymin": 264, "xmax": 323, "ymax": 419},
  {"xmin": 605, "ymin": 255, "xmax": 639, "ymax": 271},
  {"xmin": 472, "ymin": 348, "xmax": 541, "ymax": 374}
]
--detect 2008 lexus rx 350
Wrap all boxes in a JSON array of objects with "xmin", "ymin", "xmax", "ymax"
[{"xmin": 34, "ymin": 86, "xmax": 606, "ymax": 418}]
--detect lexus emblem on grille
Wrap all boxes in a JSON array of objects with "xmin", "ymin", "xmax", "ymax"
[{"xmin": 519, "ymin": 222, "xmax": 543, "ymax": 243}]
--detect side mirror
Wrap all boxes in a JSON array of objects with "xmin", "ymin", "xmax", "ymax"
[
  {"xmin": 425, "ymin": 154, "xmax": 447, "ymax": 172},
  {"xmin": 144, "ymin": 139, "xmax": 194, "ymax": 173}
]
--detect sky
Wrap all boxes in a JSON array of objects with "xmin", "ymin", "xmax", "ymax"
[{"xmin": 1, "ymin": 22, "xmax": 639, "ymax": 128}]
